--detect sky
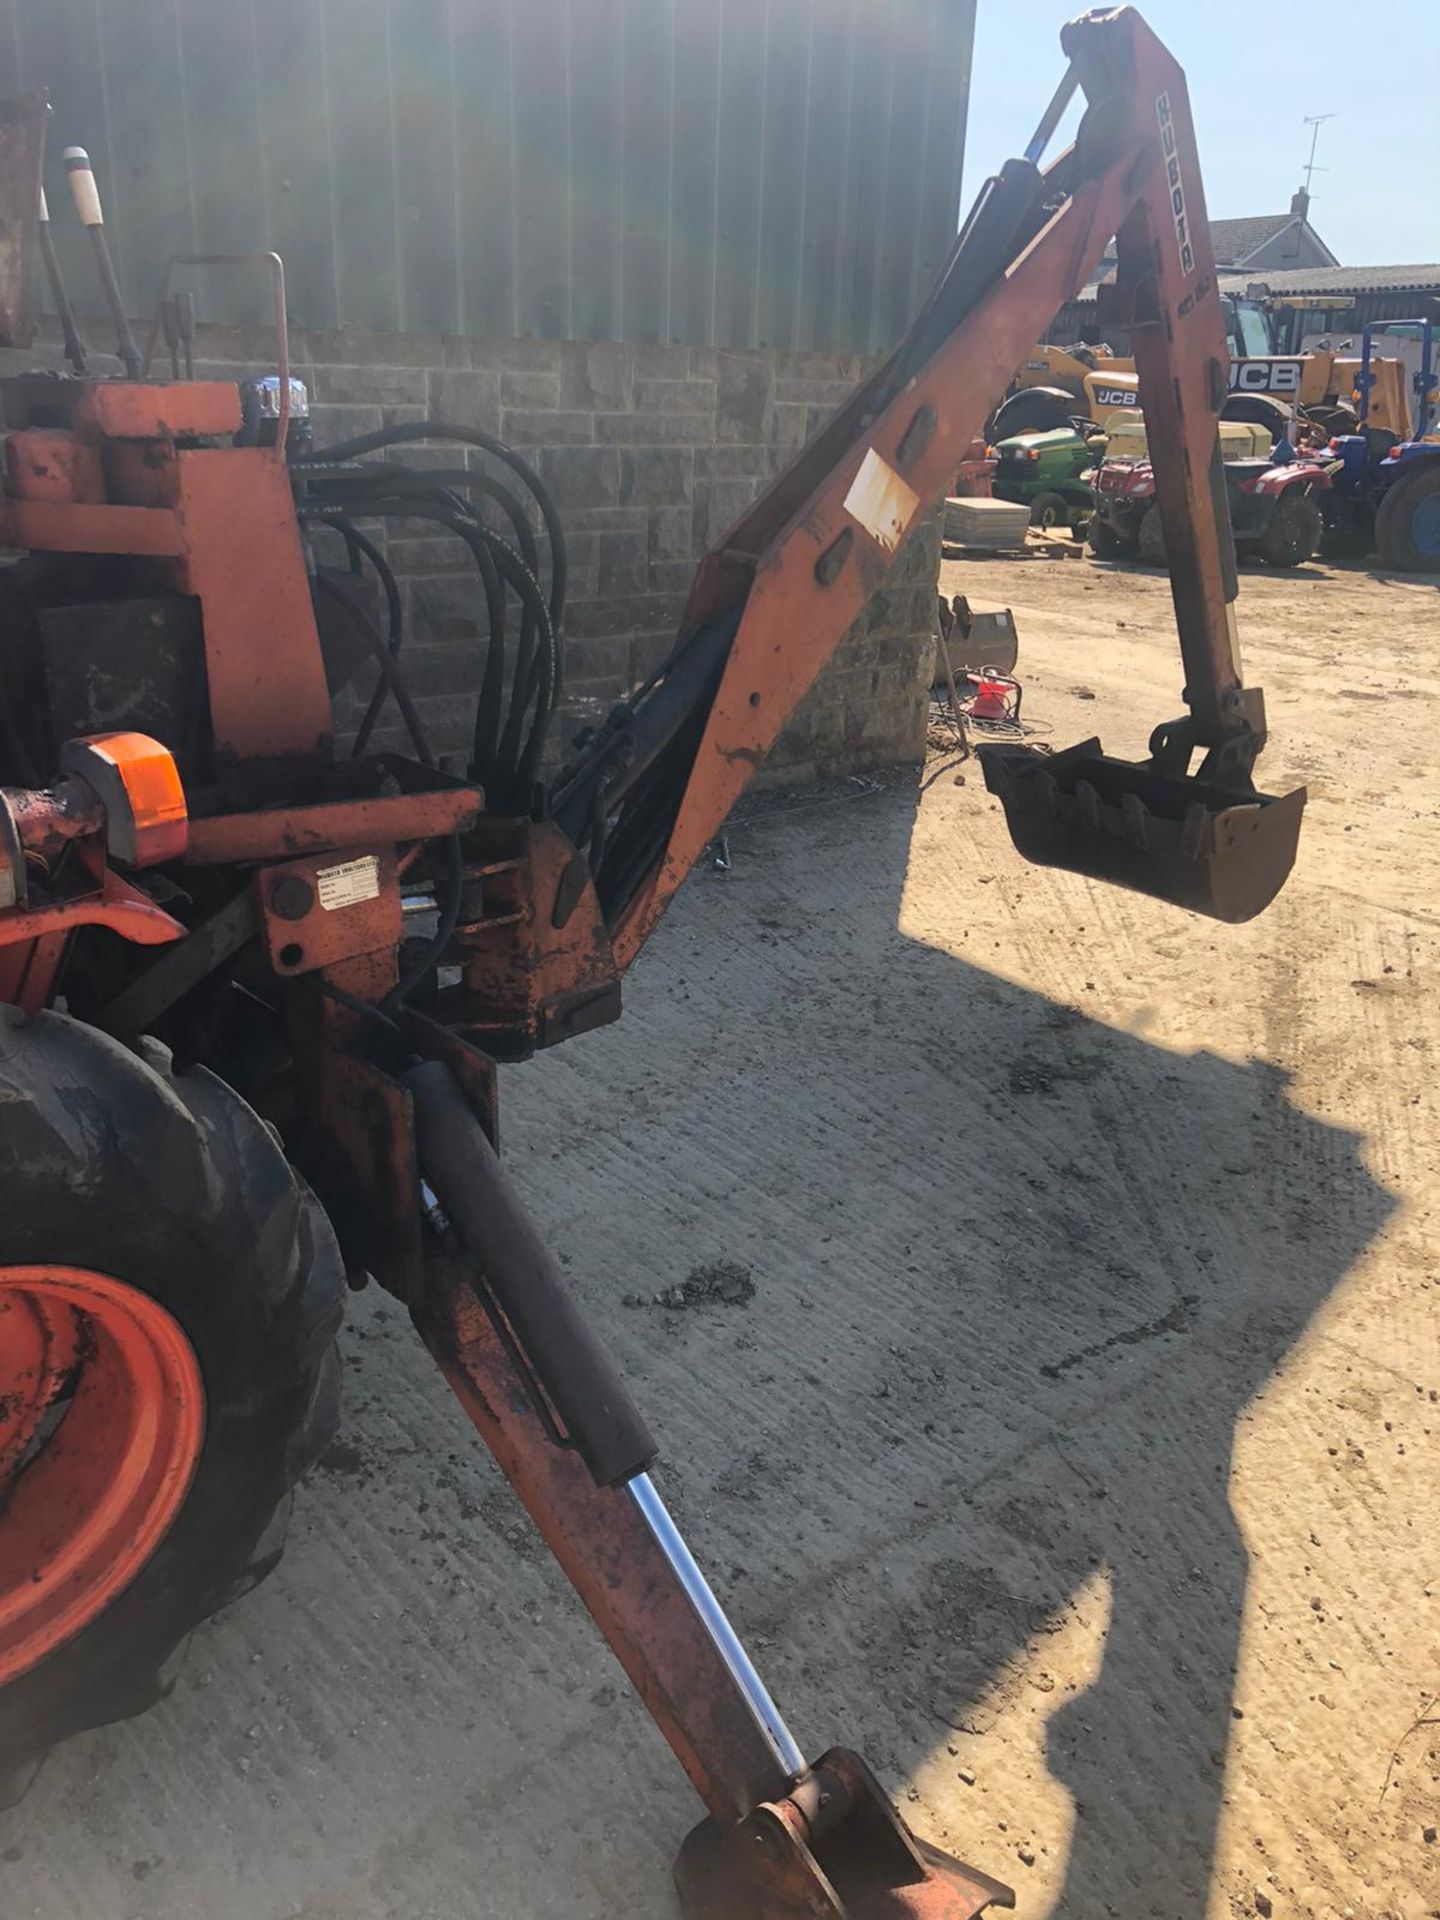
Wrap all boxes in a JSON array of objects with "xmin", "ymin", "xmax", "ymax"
[{"xmin": 961, "ymin": 0, "xmax": 1439, "ymax": 267}]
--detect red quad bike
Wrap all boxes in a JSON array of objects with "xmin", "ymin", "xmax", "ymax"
[{"xmin": 1089, "ymin": 450, "xmax": 1333, "ymax": 567}]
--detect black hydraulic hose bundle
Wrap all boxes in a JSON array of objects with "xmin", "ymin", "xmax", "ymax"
[
  {"xmin": 292, "ymin": 421, "xmax": 567, "ymax": 1014},
  {"xmin": 304, "ymin": 515, "xmax": 405, "ymax": 760},
  {"xmin": 310, "ymin": 569, "xmax": 434, "ymax": 768},
  {"xmin": 294, "ymin": 420, "xmax": 567, "ymax": 613},
  {"xmin": 292, "ymin": 421, "xmax": 566, "ymax": 812}
]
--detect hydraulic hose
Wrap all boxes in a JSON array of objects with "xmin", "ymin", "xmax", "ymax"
[
  {"xmin": 301, "ymin": 513, "xmax": 404, "ymax": 758},
  {"xmin": 293, "ymin": 419, "xmax": 567, "ymax": 625},
  {"xmin": 310, "ymin": 570, "xmax": 433, "ymax": 766}
]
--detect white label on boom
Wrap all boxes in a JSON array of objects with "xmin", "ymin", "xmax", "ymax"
[{"xmin": 844, "ymin": 448, "xmax": 920, "ymax": 555}]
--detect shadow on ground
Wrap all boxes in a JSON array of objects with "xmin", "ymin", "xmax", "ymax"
[
  {"xmin": 642, "ymin": 774, "xmax": 1394, "ymax": 1919},
  {"xmin": 0, "ymin": 775, "xmax": 1397, "ymax": 1920}
]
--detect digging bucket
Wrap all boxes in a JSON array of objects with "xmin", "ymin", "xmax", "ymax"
[{"xmin": 978, "ymin": 738, "xmax": 1306, "ymax": 924}]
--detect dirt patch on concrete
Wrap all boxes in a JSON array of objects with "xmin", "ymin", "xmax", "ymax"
[{"xmin": 624, "ymin": 1260, "xmax": 757, "ymax": 1310}]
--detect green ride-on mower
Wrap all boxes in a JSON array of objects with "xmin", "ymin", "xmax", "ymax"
[{"xmin": 990, "ymin": 423, "xmax": 1106, "ymax": 530}]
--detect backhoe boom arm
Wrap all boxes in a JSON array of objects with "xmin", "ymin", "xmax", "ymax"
[{"xmin": 553, "ymin": 4, "xmax": 1301, "ymax": 956}]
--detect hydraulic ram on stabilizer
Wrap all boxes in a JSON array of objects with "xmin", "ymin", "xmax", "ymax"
[{"xmin": 404, "ymin": 1057, "xmax": 656, "ymax": 1489}]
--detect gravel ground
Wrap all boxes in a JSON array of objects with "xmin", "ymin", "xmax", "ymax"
[{"xmin": 3, "ymin": 546, "xmax": 1437, "ymax": 1920}]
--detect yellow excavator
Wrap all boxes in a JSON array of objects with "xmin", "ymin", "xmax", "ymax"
[{"xmin": 997, "ymin": 293, "xmax": 1416, "ymax": 442}]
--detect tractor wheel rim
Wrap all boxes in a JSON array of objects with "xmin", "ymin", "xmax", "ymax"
[{"xmin": 0, "ymin": 1266, "xmax": 204, "ymax": 1683}]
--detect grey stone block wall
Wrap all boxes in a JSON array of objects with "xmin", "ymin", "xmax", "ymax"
[{"xmin": 189, "ymin": 324, "xmax": 941, "ymax": 784}]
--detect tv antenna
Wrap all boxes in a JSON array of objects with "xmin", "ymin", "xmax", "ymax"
[{"xmin": 1302, "ymin": 114, "xmax": 1334, "ymax": 196}]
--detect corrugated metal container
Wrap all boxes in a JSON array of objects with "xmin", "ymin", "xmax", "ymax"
[{"xmin": 7, "ymin": 0, "xmax": 975, "ymax": 352}]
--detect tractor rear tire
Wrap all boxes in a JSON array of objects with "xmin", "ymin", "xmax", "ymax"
[
  {"xmin": 1304, "ymin": 404, "xmax": 1358, "ymax": 440},
  {"xmin": 1137, "ymin": 505, "xmax": 1168, "ymax": 566},
  {"xmin": 1221, "ymin": 394, "xmax": 1292, "ymax": 443},
  {"xmin": 988, "ymin": 386, "xmax": 1075, "ymax": 441},
  {"xmin": 1259, "ymin": 491, "xmax": 1323, "ymax": 568},
  {"xmin": 0, "ymin": 1009, "xmax": 344, "ymax": 1794},
  {"xmin": 1375, "ymin": 465, "xmax": 1440, "ymax": 573}
]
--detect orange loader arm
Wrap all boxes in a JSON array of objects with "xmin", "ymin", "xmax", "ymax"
[{"xmin": 552, "ymin": 4, "xmax": 1304, "ymax": 956}]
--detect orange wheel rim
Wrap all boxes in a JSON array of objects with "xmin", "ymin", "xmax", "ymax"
[{"xmin": 0, "ymin": 1266, "xmax": 204, "ymax": 1683}]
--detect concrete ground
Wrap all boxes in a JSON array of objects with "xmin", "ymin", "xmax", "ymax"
[{"xmin": 4, "ymin": 549, "xmax": 1438, "ymax": 1919}]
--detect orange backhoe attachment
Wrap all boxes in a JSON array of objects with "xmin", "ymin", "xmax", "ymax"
[
  {"xmin": 552, "ymin": 7, "xmax": 1305, "ymax": 947},
  {"xmin": 0, "ymin": 10, "xmax": 1298, "ymax": 1917}
]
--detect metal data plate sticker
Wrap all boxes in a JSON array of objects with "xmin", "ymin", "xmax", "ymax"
[
  {"xmin": 844, "ymin": 447, "xmax": 920, "ymax": 554},
  {"xmin": 316, "ymin": 854, "xmax": 381, "ymax": 911}
]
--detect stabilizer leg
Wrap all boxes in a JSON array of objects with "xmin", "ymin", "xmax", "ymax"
[{"xmin": 408, "ymin": 1062, "xmax": 1010, "ymax": 1918}]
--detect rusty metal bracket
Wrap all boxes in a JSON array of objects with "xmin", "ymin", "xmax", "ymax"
[
  {"xmin": 675, "ymin": 1748, "xmax": 1013, "ymax": 1920},
  {"xmin": 257, "ymin": 848, "xmax": 401, "ymax": 980},
  {"xmin": 435, "ymin": 818, "xmax": 622, "ymax": 1060},
  {"xmin": 184, "ymin": 782, "xmax": 482, "ymax": 865}
]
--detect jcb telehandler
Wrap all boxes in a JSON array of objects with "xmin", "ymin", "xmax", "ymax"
[
  {"xmin": 0, "ymin": 12, "xmax": 1304, "ymax": 1914},
  {"xmin": 998, "ymin": 298, "xmax": 1417, "ymax": 444}
]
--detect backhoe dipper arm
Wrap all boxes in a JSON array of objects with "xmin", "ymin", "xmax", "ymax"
[{"xmin": 552, "ymin": 4, "xmax": 1302, "ymax": 955}]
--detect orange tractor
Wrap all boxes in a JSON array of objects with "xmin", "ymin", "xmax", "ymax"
[{"xmin": 0, "ymin": 13, "xmax": 1303, "ymax": 1914}]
